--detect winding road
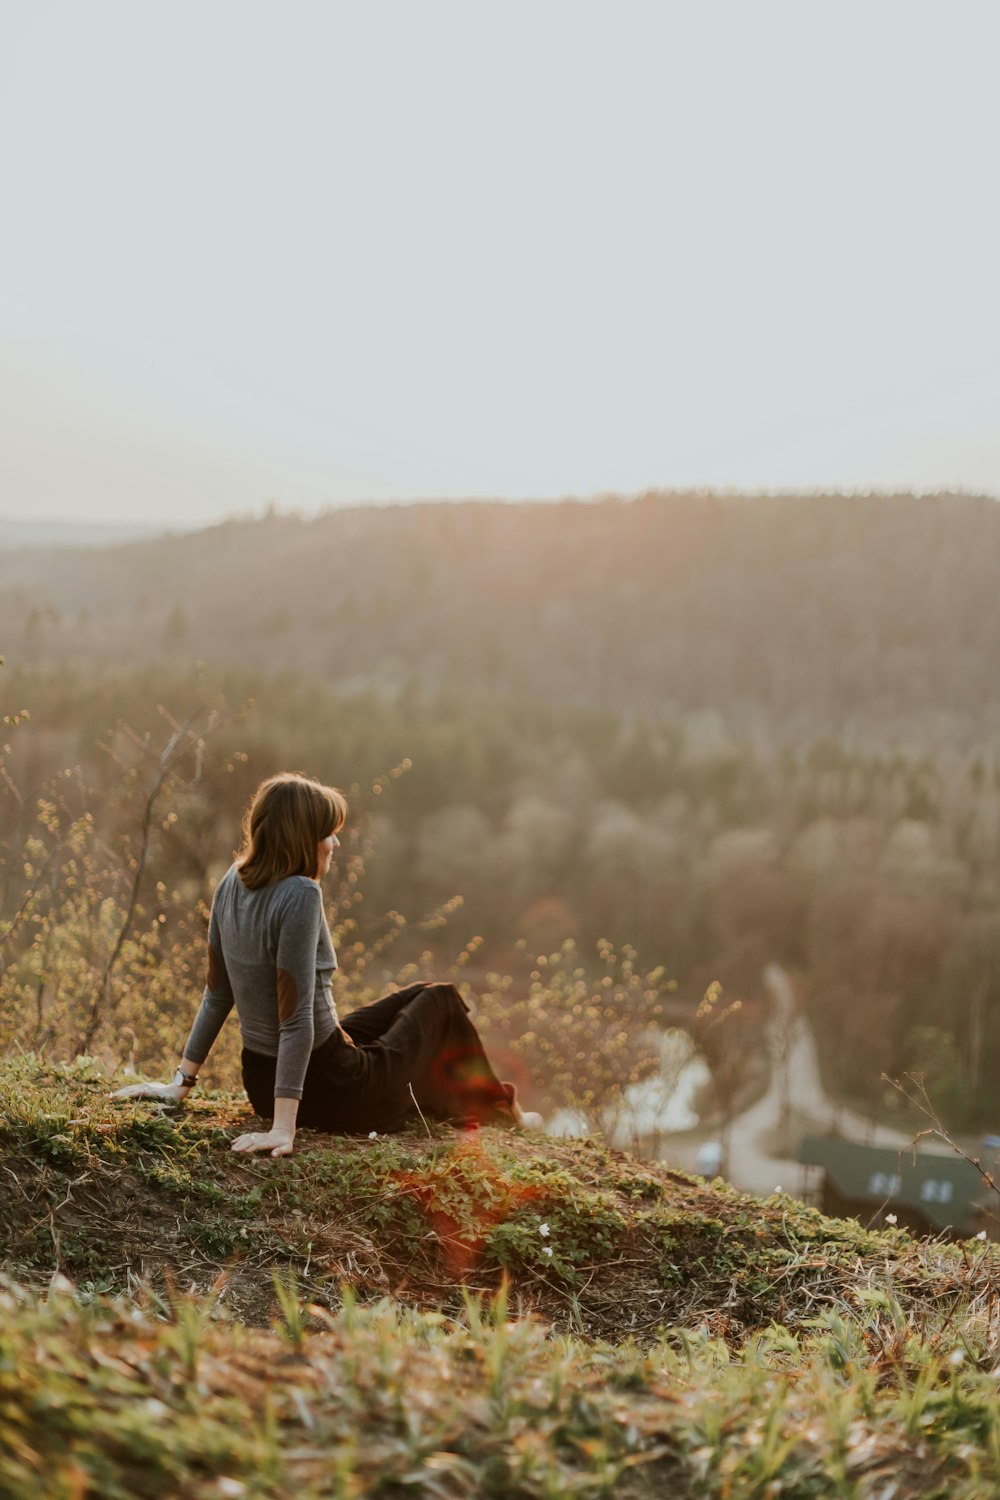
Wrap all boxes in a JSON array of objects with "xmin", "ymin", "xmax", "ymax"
[{"xmin": 666, "ymin": 964, "xmax": 916, "ymax": 1198}]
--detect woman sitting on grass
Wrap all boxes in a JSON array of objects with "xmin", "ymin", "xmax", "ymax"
[{"xmin": 112, "ymin": 772, "xmax": 540, "ymax": 1155}]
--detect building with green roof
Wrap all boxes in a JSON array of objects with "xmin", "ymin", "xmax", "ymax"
[{"xmin": 798, "ymin": 1135, "xmax": 992, "ymax": 1237}]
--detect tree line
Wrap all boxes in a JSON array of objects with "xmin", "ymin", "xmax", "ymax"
[{"xmin": 2, "ymin": 490, "xmax": 1000, "ymax": 744}]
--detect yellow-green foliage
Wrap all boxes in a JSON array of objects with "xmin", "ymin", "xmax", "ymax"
[{"xmin": 0, "ymin": 705, "xmax": 678, "ymax": 1126}]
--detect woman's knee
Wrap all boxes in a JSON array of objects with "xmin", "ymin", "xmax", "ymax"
[{"xmin": 423, "ymin": 981, "xmax": 469, "ymax": 1016}]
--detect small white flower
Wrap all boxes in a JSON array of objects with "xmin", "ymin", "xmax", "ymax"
[
  {"xmin": 949, "ymin": 1348, "xmax": 965, "ymax": 1367},
  {"xmin": 538, "ymin": 1222, "xmax": 550, "ymax": 1237},
  {"xmin": 773, "ymin": 1186, "xmax": 783, "ymax": 1195},
  {"xmin": 885, "ymin": 1213, "xmax": 897, "ymax": 1225},
  {"xmin": 368, "ymin": 1131, "xmax": 378, "ymax": 1139},
  {"xmin": 977, "ymin": 1230, "xmax": 988, "ymax": 1241},
  {"xmin": 542, "ymin": 1245, "xmax": 553, "ymax": 1257}
]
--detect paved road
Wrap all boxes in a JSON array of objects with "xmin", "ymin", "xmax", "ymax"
[{"xmin": 667, "ymin": 964, "xmax": 917, "ymax": 1197}]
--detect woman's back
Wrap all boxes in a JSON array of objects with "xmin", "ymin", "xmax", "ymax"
[{"xmin": 187, "ymin": 864, "xmax": 340, "ymax": 1099}]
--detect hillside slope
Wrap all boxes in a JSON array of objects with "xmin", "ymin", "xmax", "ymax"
[
  {"xmin": 0, "ymin": 1056, "xmax": 979, "ymax": 1337},
  {"xmin": 4, "ymin": 1059, "xmax": 1000, "ymax": 1497},
  {"xmin": 3, "ymin": 1059, "xmax": 1000, "ymax": 1498}
]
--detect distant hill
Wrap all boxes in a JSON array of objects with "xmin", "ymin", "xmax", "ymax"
[{"xmin": 2, "ymin": 490, "xmax": 999, "ymax": 743}]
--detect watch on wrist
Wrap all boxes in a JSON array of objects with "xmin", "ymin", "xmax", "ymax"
[{"xmin": 174, "ymin": 1066, "xmax": 198, "ymax": 1090}]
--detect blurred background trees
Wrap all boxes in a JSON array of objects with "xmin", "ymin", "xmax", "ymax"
[{"xmin": 3, "ymin": 489, "xmax": 1000, "ymax": 1129}]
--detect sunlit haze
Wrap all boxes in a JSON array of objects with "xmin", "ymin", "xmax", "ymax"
[{"xmin": 2, "ymin": 0, "xmax": 998, "ymax": 527}]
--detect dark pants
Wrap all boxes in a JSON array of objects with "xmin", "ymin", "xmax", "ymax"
[{"xmin": 241, "ymin": 982, "xmax": 516, "ymax": 1134}]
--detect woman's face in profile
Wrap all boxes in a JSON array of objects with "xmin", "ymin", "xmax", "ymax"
[{"xmin": 316, "ymin": 832, "xmax": 340, "ymax": 879}]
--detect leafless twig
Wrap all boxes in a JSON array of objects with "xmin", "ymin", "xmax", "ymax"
[
  {"xmin": 882, "ymin": 1070, "xmax": 999, "ymax": 1211},
  {"xmin": 408, "ymin": 1083, "xmax": 433, "ymax": 1139}
]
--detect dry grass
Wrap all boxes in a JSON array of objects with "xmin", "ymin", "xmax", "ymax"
[{"xmin": 4, "ymin": 1268, "xmax": 1000, "ymax": 1498}]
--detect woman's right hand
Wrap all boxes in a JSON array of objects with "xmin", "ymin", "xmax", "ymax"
[
  {"xmin": 109, "ymin": 1080, "xmax": 187, "ymax": 1103},
  {"xmin": 230, "ymin": 1126, "xmax": 295, "ymax": 1157}
]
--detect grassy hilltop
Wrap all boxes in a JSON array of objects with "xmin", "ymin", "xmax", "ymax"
[{"xmin": 3, "ymin": 1059, "xmax": 1000, "ymax": 1498}]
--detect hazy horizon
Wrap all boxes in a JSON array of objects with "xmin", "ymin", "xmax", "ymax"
[
  {"xmin": 2, "ymin": 1, "xmax": 998, "ymax": 528},
  {"xmin": 5, "ymin": 483, "xmax": 1000, "ymax": 545}
]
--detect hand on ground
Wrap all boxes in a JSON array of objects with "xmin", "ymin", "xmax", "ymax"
[
  {"xmin": 230, "ymin": 1127, "xmax": 295, "ymax": 1158},
  {"xmin": 109, "ymin": 1081, "xmax": 186, "ymax": 1103}
]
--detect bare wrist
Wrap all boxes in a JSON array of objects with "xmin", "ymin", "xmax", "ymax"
[{"xmin": 272, "ymin": 1098, "xmax": 299, "ymax": 1136}]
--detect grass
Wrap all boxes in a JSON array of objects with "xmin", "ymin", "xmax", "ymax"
[
  {"xmin": 3, "ymin": 1055, "xmax": 1000, "ymax": 1497},
  {"xmin": 4, "ymin": 1274, "xmax": 1000, "ymax": 1497}
]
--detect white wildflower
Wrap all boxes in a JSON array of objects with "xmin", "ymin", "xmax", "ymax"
[
  {"xmin": 368, "ymin": 1131, "xmax": 378, "ymax": 1139},
  {"xmin": 885, "ymin": 1214, "xmax": 897, "ymax": 1225},
  {"xmin": 538, "ymin": 1222, "xmax": 550, "ymax": 1237},
  {"xmin": 542, "ymin": 1246, "xmax": 553, "ymax": 1257},
  {"xmin": 773, "ymin": 1186, "xmax": 783, "ymax": 1195},
  {"xmin": 949, "ymin": 1348, "xmax": 965, "ymax": 1368},
  {"xmin": 977, "ymin": 1230, "xmax": 988, "ymax": 1242}
]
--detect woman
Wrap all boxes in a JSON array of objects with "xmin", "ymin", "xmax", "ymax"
[{"xmin": 112, "ymin": 772, "xmax": 540, "ymax": 1155}]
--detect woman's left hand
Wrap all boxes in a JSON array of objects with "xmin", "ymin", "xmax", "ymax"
[{"xmin": 231, "ymin": 1127, "xmax": 295, "ymax": 1157}]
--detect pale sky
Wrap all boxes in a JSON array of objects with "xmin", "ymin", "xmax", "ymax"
[{"xmin": 1, "ymin": 0, "xmax": 998, "ymax": 526}]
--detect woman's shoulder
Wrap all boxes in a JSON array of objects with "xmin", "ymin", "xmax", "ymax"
[
  {"xmin": 269, "ymin": 873, "xmax": 323, "ymax": 908},
  {"xmin": 229, "ymin": 867, "xmax": 318, "ymax": 898},
  {"xmin": 211, "ymin": 863, "xmax": 240, "ymax": 903}
]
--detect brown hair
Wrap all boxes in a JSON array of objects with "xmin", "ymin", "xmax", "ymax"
[{"xmin": 235, "ymin": 773, "xmax": 348, "ymax": 891}]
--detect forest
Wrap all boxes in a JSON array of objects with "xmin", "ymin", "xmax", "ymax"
[
  {"xmin": 2, "ymin": 490, "xmax": 999, "ymax": 1129},
  {"xmin": 3, "ymin": 488, "xmax": 1000, "ymax": 742}
]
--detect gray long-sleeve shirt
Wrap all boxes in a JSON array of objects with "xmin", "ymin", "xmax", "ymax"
[{"xmin": 181, "ymin": 864, "xmax": 340, "ymax": 1099}]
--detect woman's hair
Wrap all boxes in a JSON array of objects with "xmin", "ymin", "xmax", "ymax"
[{"xmin": 235, "ymin": 773, "xmax": 348, "ymax": 890}]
